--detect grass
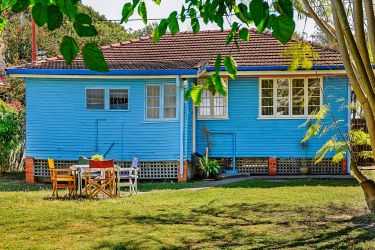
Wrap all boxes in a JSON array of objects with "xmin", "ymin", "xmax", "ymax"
[
  {"xmin": 0, "ymin": 174, "xmax": 207, "ymax": 192},
  {"xmin": 0, "ymin": 177, "xmax": 375, "ymax": 249}
]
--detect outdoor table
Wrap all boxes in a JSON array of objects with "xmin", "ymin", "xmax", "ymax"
[{"xmin": 70, "ymin": 164, "xmax": 121, "ymax": 196}]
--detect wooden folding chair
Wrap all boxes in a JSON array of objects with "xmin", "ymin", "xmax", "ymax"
[
  {"xmin": 84, "ymin": 160, "xmax": 116, "ymax": 198},
  {"xmin": 117, "ymin": 157, "xmax": 139, "ymax": 196},
  {"xmin": 48, "ymin": 158, "xmax": 77, "ymax": 198}
]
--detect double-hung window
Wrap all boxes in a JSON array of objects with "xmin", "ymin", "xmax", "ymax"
[
  {"xmin": 197, "ymin": 78, "xmax": 228, "ymax": 119},
  {"xmin": 146, "ymin": 84, "xmax": 177, "ymax": 120},
  {"xmin": 259, "ymin": 77, "xmax": 322, "ymax": 118}
]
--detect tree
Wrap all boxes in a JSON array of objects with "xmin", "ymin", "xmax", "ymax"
[
  {"xmin": 3, "ymin": 0, "xmax": 374, "ymax": 212},
  {"xmin": 3, "ymin": 4, "xmax": 155, "ymax": 66},
  {"xmin": 292, "ymin": 0, "xmax": 375, "ymax": 212}
]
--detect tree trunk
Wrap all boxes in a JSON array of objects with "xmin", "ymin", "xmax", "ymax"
[{"xmin": 360, "ymin": 179, "xmax": 375, "ymax": 213}]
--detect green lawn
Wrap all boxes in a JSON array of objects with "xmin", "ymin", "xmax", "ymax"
[{"xmin": 0, "ymin": 177, "xmax": 374, "ymax": 249}]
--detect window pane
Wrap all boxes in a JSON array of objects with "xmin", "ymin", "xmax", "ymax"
[
  {"xmin": 262, "ymin": 107, "xmax": 273, "ymax": 116},
  {"xmin": 292, "ymin": 79, "xmax": 305, "ymax": 115},
  {"xmin": 276, "ymin": 79, "xmax": 289, "ymax": 116},
  {"xmin": 261, "ymin": 79, "xmax": 273, "ymax": 88},
  {"xmin": 213, "ymin": 94, "xmax": 226, "ymax": 116},
  {"xmin": 308, "ymin": 106, "xmax": 320, "ymax": 114},
  {"xmin": 198, "ymin": 79, "xmax": 228, "ymax": 118},
  {"xmin": 199, "ymin": 89, "xmax": 211, "ymax": 117},
  {"xmin": 262, "ymin": 98, "xmax": 273, "ymax": 106},
  {"xmin": 307, "ymin": 78, "xmax": 321, "ymax": 115},
  {"xmin": 309, "ymin": 97, "xmax": 320, "ymax": 106},
  {"xmin": 109, "ymin": 89, "xmax": 128, "ymax": 110},
  {"xmin": 277, "ymin": 106, "xmax": 289, "ymax": 115},
  {"xmin": 260, "ymin": 79, "xmax": 274, "ymax": 116},
  {"xmin": 147, "ymin": 85, "xmax": 160, "ymax": 119},
  {"xmin": 308, "ymin": 78, "xmax": 320, "ymax": 96},
  {"xmin": 262, "ymin": 88, "xmax": 273, "ymax": 98},
  {"xmin": 164, "ymin": 85, "xmax": 176, "ymax": 118},
  {"xmin": 86, "ymin": 89, "xmax": 104, "ymax": 109}
]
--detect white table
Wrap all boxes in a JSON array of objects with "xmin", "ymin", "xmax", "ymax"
[{"xmin": 71, "ymin": 164, "xmax": 121, "ymax": 196}]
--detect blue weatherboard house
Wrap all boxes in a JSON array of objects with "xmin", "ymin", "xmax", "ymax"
[{"xmin": 6, "ymin": 29, "xmax": 350, "ymax": 183}]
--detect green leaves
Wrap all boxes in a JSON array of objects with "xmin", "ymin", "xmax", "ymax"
[
  {"xmin": 152, "ymin": 0, "xmax": 161, "ymax": 4},
  {"xmin": 82, "ymin": 43, "xmax": 109, "ymax": 72},
  {"xmin": 214, "ymin": 54, "xmax": 222, "ymax": 74},
  {"xmin": 190, "ymin": 85, "xmax": 203, "ymax": 105},
  {"xmin": 212, "ymin": 74, "xmax": 227, "ymax": 96},
  {"xmin": 239, "ymin": 28, "xmax": 250, "ymax": 41},
  {"xmin": 269, "ymin": 15, "xmax": 295, "ymax": 44},
  {"xmin": 224, "ymin": 55, "xmax": 237, "ymax": 80},
  {"xmin": 11, "ymin": 0, "xmax": 30, "ymax": 13},
  {"xmin": 55, "ymin": 0, "xmax": 77, "ymax": 19},
  {"xmin": 121, "ymin": 3, "xmax": 134, "ymax": 23},
  {"xmin": 234, "ymin": 3, "xmax": 250, "ymax": 23},
  {"xmin": 73, "ymin": 13, "xmax": 98, "ymax": 37},
  {"xmin": 32, "ymin": 3, "xmax": 47, "ymax": 26},
  {"xmin": 167, "ymin": 11, "xmax": 179, "ymax": 35},
  {"xmin": 59, "ymin": 36, "xmax": 79, "ymax": 64},
  {"xmin": 273, "ymin": 0, "xmax": 293, "ymax": 19},
  {"xmin": 0, "ymin": 18, "xmax": 5, "ymax": 34},
  {"xmin": 138, "ymin": 1, "xmax": 147, "ymax": 25},
  {"xmin": 47, "ymin": 4, "xmax": 63, "ymax": 31},
  {"xmin": 180, "ymin": 6, "xmax": 186, "ymax": 22},
  {"xmin": 189, "ymin": 8, "xmax": 200, "ymax": 33},
  {"xmin": 153, "ymin": 18, "xmax": 168, "ymax": 43},
  {"xmin": 250, "ymin": 0, "xmax": 269, "ymax": 33}
]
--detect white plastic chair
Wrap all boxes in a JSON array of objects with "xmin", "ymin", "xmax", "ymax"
[{"xmin": 117, "ymin": 157, "xmax": 139, "ymax": 196}]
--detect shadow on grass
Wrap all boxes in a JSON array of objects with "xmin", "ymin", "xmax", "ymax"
[
  {"xmin": 220, "ymin": 179, "xmax": 358, "ymax": 189},
  {"xmin": 94, "ymin": 240, "xmax": 186, "ymax": 250},
  {"xmin": 95, "ymin": 201, "xmax": 374, "ymax": 249}
]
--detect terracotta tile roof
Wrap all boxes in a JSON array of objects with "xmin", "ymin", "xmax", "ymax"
[{"xmin": 14, "ymin": 29, "xmax": 342, "ymax": 71}]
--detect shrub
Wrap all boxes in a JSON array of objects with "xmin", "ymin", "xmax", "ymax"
[
  {"xmin": 199, "ymin": 157, "xmax": 221, "ymax": 178},
  {"xmin": 0, "ymin": 100, "xmax": 24, "ymax": 172}
]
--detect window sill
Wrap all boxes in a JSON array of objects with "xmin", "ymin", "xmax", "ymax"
[
  {"xmin": 257, "ymin": 116, "xmax": 311, "ymax": 120},
  {"xmin": 86, "ymin": 109, "xmax": 130, "ymax": 112},
  {"xmin": 143, "ymin": 120, "xmax": 179, "ymax": 124},
  {"xmin": 197, "ymin": 117, "xmax": 229, "ymax": 121}
]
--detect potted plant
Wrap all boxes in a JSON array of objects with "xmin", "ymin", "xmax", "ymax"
[
  {"xmin": 91, "ymin": 154, "xmax": 104, "ymax": 161},
  {"xmin": 299, "ymin": 141, "xmax": 309, "ymax": 174},
  {"xmin": 199, "ymin": 157, "xmax": 222, "ymax": 179}
]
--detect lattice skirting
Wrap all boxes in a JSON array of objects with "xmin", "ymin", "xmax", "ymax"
[
  {"xmin": 33, "ymin": 159, "xmax": 178, "ymax": 179},
  {"xmin": 277, "ymin": 158, "xmax": 342, "ymax": 175},
  {"xmin": 211, "ymin": 157, "xmax": 269, "ymax": 175}
]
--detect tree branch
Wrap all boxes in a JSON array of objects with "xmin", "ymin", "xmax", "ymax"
[
  {"xmin": 354, "ymin": 0, "xmax": 375, "ymax": 93},
  {"xmin": 333, "ymin": 0, "xmax": 375, "ymax": 114},
  {"xmin": 364, "ymin": 0, "xmax": 375, "ymax": 63},
  {"xmin": 331, "ymin": 0, "xmax": 373, "ymax": 182},
  {"xmin": 300, "ymin": 0, "xmax": 337, "ymax": 42}
]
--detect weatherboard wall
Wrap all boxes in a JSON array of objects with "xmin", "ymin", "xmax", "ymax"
[
  {"xmin": 195, "ymin": 76, "xmax": 350, "ymax": 158},
  {"xmin": 25, "ymin": 78, "xmax": 183, "ymax": 161}
]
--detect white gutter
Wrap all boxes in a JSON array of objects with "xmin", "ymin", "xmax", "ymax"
[
  {"xmin": 192, "ymin": 99, "xmax": 196, "ymax": 153},
  {"xmin": 347, "ymin": 80, "xmax": 351, "ymax": 173},
  {"xmin": 178, "ymin": 75, "xmax": 184, "ymax": 176}
]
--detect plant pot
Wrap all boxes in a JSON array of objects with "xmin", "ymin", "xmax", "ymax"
[{"xmin": 299, "ymin": 166, "xmax": 309, "ymax": 175}]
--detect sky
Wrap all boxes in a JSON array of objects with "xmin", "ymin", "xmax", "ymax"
[{"xmin": 82, "ymin": 0, "xmax": 317, "ymax": 38}]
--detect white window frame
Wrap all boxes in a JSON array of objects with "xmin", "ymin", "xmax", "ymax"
[
  {"xmin": 197, "ymin": 78, "xmax": 229, "ymax": 120},
  {"xmin": 145, "ymin": 83, "xmax": 178, "ymax": 121},
  {"xmin": 85, "ymin": 88, "xmax": 105, "ymax": 110},
  {"xmin": 85, "ymin": 87, "xmax": 130, "ymax": 111},
  {"xmin": 258, "ymin": 76, "xmax": 323, "ymax": 119},
  {"xmin": 109, "ymin": 88, "xmax": 130, "ymax": 111}
]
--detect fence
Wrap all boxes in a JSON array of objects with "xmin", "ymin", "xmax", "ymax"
[{"xmin": 351, "ymin": 118, "xmax": 374, "ymax": 166}]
